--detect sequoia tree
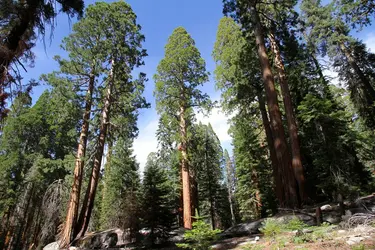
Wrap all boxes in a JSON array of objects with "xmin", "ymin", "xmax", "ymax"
[{"xmin": 154, "ymin": 27, "xmax": 210, "ymax": 229}]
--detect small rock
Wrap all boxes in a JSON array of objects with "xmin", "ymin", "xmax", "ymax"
[
  {"xmin": 43, "ymin": 241, "xmax": 60, "ymax": 250},
  {"xmin": 337, "ymin": 230, "xmax": 347, "ymax": 234},
  {"xmin": 302, "ymin": 228, "xmax": 313, "ymax": 234},
  {"xmin": 346, "ymin": 236, "xmax": 365, "ymax": 245},
  {"xmin": 345, "ymin": 210, "xmax": 352, "ymax": 216},
  {"xmin": 321, "ymin": 204, "xmax": 332, "ymax": 211},
  {"xmin": 254, "ymin": 236, "xmax": 260, "ymax": 241}
]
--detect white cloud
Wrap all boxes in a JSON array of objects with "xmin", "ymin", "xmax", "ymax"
[
  {"xmin": 196, "ymin": 107, "xmax": 233, "ymax": 144},
  {"xmin": 133, "ymin": 119, "xmax": 159, "ymax": 173}
]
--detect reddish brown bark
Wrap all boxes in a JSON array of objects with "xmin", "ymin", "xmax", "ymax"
[
  {"xmin": 60, "ymin": 70, "xmax": 95, "ymax": 247},
  {"xmin": 250, "ymin": 4, "xmax": 298, "ymax": 208},
  {"xmin": 258, "ymin": 91, "xmax": 284, "ymax": 204},
  {"xmin": 180, "ymin": 102, "xmax": 192, "ymax": 229},
  {"xmin": 74, "ymin": 61, "xmax": 114, "ymax": 240},
  {"xmin": 269, "ymin": 33, "xmax": 307, "ymax": 203}
]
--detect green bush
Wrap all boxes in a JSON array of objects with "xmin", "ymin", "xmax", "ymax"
[
  {"xmin": 285, "ymin": 217, "xmax": 307, "ymax": 230},
  {"xmin": 259, "ymin": 218, "xmax": 283, "ymax": 237},
  {"xmin": 176, "ymin": 214, "xmax": 222, "ymax": 250}
]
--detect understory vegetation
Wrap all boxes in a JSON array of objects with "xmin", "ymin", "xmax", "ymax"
[{"xmin": 1, "ymin": 0, "xmax": 375, "ymax": 249}]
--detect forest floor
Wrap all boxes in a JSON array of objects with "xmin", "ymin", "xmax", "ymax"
[{"xmin": 212, "ymin": 224, "xmax": 375, "ymax": 250}]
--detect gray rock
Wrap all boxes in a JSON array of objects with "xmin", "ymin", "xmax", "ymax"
[
  {"xmin": 75, "ymin": 228, "xmax": 124, "ymax": 249},
  {"xmin": 222, "ymin": 220, "xmax": 264, "ymax": 237},
  {"xmin": 43, "ymin": 242, "xmax": 60, "ymax": 250},
  {"xmin": 302, "ymin": 228, "xmax": 313, "ymax": 234},
  {"xmin": 275, "ymin": 214, "xmax": 315, "ymax": 226},
  {"xmin": 321, "ymin": 205, "xmax": 332, "ymax": 211},
  {"xmin": 346, "ymin": 236, "xmax": 365, "ymax": 245}
]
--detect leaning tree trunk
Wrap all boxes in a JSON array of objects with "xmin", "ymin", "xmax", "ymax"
[
  {"xmin": 269, "ymin": 33, "xmax": 307, "ymax": 203},
  {"xmin": 179, "ymin": 90, "xmax": 192, "ymax": 229},
  {"xmin": 74, "ymin": 60, "xmax": 114, "ymax": 240},
  {"xmin": 250, "ymin": 4, "xmax": 298, "ymax": 208},
  {"xmin": 257, "ymin": 90, "xmax": 284, "ymax": 204},
  {"xmin": 339, "ymin": 42, "xmax": 375, "ymax": 98},
  {"xmin": 60, "ymin": 70, "xmax": 95, "ymax": 247}
]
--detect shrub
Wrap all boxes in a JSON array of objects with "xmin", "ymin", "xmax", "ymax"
[
  {"xmin": 176, "ymin": 214, "xmax": 222, "ymax": 250},
  {"xmin": 285, "ymin": 217, "xmax": 307, "ymax": 231},
  {"xmin": 259, "ymin": 218, "xmax": 283, "ymax": 237}
]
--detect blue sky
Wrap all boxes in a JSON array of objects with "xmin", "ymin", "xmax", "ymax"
[{"xmin": 22, "ymin": 0, "xmax": 375, "ymax": 171}]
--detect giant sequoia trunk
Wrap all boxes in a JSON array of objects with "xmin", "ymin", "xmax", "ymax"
[
  {"xmin": 250, "ymin": 5, "xmax": 299, "ymax": 208},
  {"xmin": 74, "ymin": 61, "xmax": 114, "ymax": 240},
  {"xmin": 60, "ymin": 71, "xmax": 95, "ymax": 247},
  {"xmin": 179, "ymin": 89, "xmax": 192, "ymax": 229},
  {"xmin": 257, "ymin": 91, "xmax": 284, "ymax": 203},
  {"xmin": 269, "ymin": 33, "xmax": 307, "ymax": 202}
]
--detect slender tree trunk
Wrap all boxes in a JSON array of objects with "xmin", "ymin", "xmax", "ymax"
[
  {"xmin": 190, "ymin": 170, "xmax": 199, "ymax": 222},
  {"xmin": 250, "ymin": 5, "xmax": 298, "ymax": 208},
  {"xmin": 180, "ymin": 92, "xmax": 192, "ymax": 229},
  {"xmin": 60, "ymin": 70, "xmax": 95, "ymax": 247},
  {"xmin": 74, "ymin": 60, "xmax": 114, "ymax": 240},
  {"xmin": 258, "ymin": 90, "xmax": 284, "ymax": 204},
  {"xmin": 251, "ymin": 169, "xmax": 262, "ymax": 218},
  {"xmin": 205, "ymin": 128, "xmax": 215, "ymax": 229},
  {"xmin": 225, "ymin": 157, "xmax": 236, "ymax": 226},
  {"xmin": 269, "ymin": 33, "xmax": 307, "ymax": 203}
]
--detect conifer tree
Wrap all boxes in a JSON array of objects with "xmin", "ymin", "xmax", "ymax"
[
  {"xmin": 154, "ymin": 27, "xmax": 210, "ymax": 229},
  {"xmin": 141, "ymin": 153, "xmax": 175, "ymax": 245},
  {"xmin": 0, "ymin": 0, "xmax": 84, "ymax": 121},
  {"xmin": 301, "ymin": 0, "xmax": 375, "ymax": 129}
]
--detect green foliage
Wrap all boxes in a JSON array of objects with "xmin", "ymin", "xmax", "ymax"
[
  {"xmin": 259, "ymin": 219, "xmax": 283, "ymax": 238},
  {"xmin": 351, "ymin": 244, "xmax": 366, "ymax": 250},
  {"xmin": 177, "ymin": 214, "xmax": 222, "ymax": 250},
  {"xmin": 141, "ymin": 153, "xmax": 176, "ymax": 245},
  {"xmin": 285, "ymin": 218, "xmax": 307, "ymax": 231}
]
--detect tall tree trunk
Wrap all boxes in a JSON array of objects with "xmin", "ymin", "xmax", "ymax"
[
  {"xmin": 100, "ymin": 136, "xmax": 113, "ymax": 228},
  {"xmin": 250, "ymin": 5, "xmax": 298, "ymax": 208},
  {"xmin": 252, "ymin": 170, "xmax": 262, "ymax": 218},
  {"xmin": 225, "ymin": 157, "xmax": 236, "ymax": 226},
  {"xmin": 180, "ymin": 92, "xmax": 192, "ymax": 229},
  {"xmin": 257, "ymin": 90, "xmax": 284, "ymax": 204},
  {"xmin": 60, "ymin": 70, "xmax": 95, "ymax": 247},
  {"xmin": 340, "ymin": 43, "xmax": 375, "ymax": 98},
  {"xmin": 269, "ymin": 33, "xmax": 307, "ymax": 203},
  {"xmin": 74, "ymin": 60, "xmax": 114, "ymax": 240},
  {"xmin": 205, "ymin": 128, "xmax": 215, "ymax": 229}
]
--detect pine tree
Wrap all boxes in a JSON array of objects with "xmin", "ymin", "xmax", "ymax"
[
  {"xmin": 0, "ymin": 0, "xmax": 84, "ymax": 121},
  {"xmin": 141, "ymin": 153, "xmax": 175, "ymax": 246},
  {"xmin": 154, "ymin": 27, "xmax": 210, "ymax": 229},
  {"xmin": 100, "ymin": 137, "xmax": 141, "ymax": 239},
  {"xmin": 301, "ymin": 0, "xmax": 375, "ymax": 129}
]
